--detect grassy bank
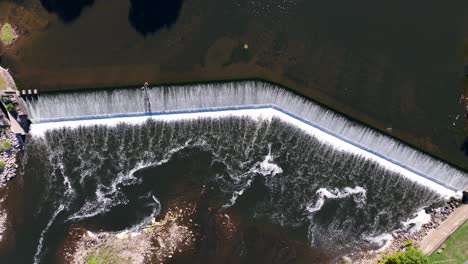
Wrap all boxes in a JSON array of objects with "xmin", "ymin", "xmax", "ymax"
[
  {"xmin": 85, "ymin": 246, "xmax": 129, "ymax": 264},
  {"xmin": 428, "ymin": 222, "xmax": 468, "ymax": 264}
]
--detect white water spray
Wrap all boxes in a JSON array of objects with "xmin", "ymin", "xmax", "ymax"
[{"xmin": 25, "ymin": 81, "xmax": 467, "ymax": 193}]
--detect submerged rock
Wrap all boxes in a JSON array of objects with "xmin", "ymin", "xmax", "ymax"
[{"xmin": 62, "ymin": 202, "xmax": 197, "ymax": 264}]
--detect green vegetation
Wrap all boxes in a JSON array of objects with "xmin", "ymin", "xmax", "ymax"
[
  {"xmin": 428, "ymin": 222, "xmax": 468, "ymax": 264},
  {"xmin": 6, "ymin": 103, "xmax": 15, "ymax": 113},
  {"xmin": 379, "ymin": 242, "xmax": 428, "ymax": 264},
  {"xmin": 84, "ymin": 246, "xmax": 129, "ymax": 264},
  {"xmin": 0, "ymin": 23, "xmax": 17, "ymax": 45},
  {"xmin": 401, "ymin": 240, "xmax": 415, "ymax": 248},
  {"xmin": 0, "ymin": 140, "xmax": 11, "ymax": 152},
  {"xmin": 0, "ymin": 161, "xmax": 4, "ymax": 170}
]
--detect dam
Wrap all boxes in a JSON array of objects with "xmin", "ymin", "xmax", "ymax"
[
  {"xmin": 26, "ymin": 81, "xmax": 468, "ymax": 193},
  {"xmin": 9, "ymin": 81, "xmax": 467, "ymax": 263}
]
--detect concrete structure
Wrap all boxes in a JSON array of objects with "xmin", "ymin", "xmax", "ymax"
[
  {"xmin": 0, "ymin": 66, "xmax": 16, "ymax": 91},
  {"xmin": 419, "ymin": 204, "xmax": 468, "ymax": 255},
  {"xmin": 0, "ymin": 100, "xmax": 25, "ymax": 135},
  {"xmin": 0, "ymin": 66, "xmax": 26, "ymax": 135}
]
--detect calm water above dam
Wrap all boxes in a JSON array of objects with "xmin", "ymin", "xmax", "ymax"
[{"xmin": 0, "ymin": 0, "xmax": 467, "ymax": 170}]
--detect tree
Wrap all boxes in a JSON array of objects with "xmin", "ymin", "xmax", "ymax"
[
  {"xmin": 379, "ymin": 243, "xmax": 428, "ymax": 264},
  {"xmin": 6, "ymin": 103, "xmax": 15, "ymax": 113}
]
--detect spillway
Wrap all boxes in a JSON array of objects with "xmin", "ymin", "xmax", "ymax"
[
  {"xmin": 14, "ymin": 80, "xmax": 467, "ymax": 263},
  {"xmin": 26, "ymin": 81, "xmax": 468, "ymax": 192}
]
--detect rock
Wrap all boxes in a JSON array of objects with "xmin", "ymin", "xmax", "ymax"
[
  {"xmin": 437, "ymin": 249, "xmax": 443, "ymax": 254},
  {"xmin": 441, "ymin": 244, "xmax": 446, "ymax": 249}
]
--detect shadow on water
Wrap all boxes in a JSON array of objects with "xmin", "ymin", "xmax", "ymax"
[
  {"xmin": 39, "ymin": 0, "xmax": 95, "ymax": 23},
  {"xmin": 461, "ymin": 137, "xmax": 468, "ymax": 156},
  {"xmin": 128, "ymin": 0, "xmax": 184, "ymax": 36}
]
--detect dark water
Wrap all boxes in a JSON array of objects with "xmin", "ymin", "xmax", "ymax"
[
  {"xmin": 128, "ymin": 0, "xmax": 184, "ymax": 35},
  {"xmin": 1, "ymin": 0, "xmax": 467, "ymax": 171},
  {"xmin": 39, "ymin": 0, "xmax": 95, "ymax": 23},
  {"xmin": 0, "ymin": 117, "xmax": 443, "ymax": 263}
]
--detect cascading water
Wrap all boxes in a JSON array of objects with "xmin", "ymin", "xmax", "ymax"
[
  {"xmin": 25, "ymin": 81, "xmax": 468, "ymax": 191},
  {"xmin": 6, "ymin": 81, "xmax": 465, "ymax": 263}
]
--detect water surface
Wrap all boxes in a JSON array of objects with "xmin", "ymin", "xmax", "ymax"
[{"xmin": 1, "ymin": 0, "xmax": 467, "ymax": 169}]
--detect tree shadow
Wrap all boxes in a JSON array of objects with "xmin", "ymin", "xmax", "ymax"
[
  {"xmin": 461, "ymin": 137, "xmax": 468, "ymax": 156},
  {"xmin": 128, "ymin": 0, "xmax": 184, "ymax": 36},
  {"xmin": 40, "ymin": 0, "xmax": 95, "ymax": 23}
]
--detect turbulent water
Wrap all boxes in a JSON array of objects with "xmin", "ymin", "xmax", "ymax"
[
  {"xmin": 25, "ymin": 81, "xmax": 468, "ymax": 191},
  {"xmin": 12, "ymin": 117, "xmax": 442, "ymax": 263},
  {"xmin": 6, "ymin": 81, "xmax": 465, "ymax": 263}
]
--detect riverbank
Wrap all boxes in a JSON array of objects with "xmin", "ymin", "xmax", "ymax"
[
  {"xmin": 0, "ymin": 67, "xmax": 16, "ymax": 91},
  {"xmin": 428, "ymin": 221, "xmax": 468, "ymax": 263},
  {"xmin": 61, "ymin": 202, "xmax": 197, "ymax": 264},
  {"xmin": 357, "ymin": 198, "xmax": 464, "ymax": 263},
  {"xmin": 57, "ymin": 197, "xmax": 466, "ymax": 264},
  {"xmin": 0, "ymin": 132, "xmax": 20, "ymax": 187},
  {"xmin": 419, "ymin": 203, "xmax": 468, "ymax": 255}
]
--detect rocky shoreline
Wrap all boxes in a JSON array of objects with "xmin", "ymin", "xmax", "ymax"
[
  {"xmin": 61, "ymin": 202, "xmax": 197, "ymax": 264},
  {"xmin": 355, "ymin": 197, "xmax": 463, "ymax": 263},
  {"xmin": 0, "ymin": 131, "xmax": 20, "ymax": 187}
]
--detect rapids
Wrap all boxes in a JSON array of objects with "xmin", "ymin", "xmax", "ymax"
[
  {"xmin": 11, "ymin": 116, "xmax": 447, "ymax": 263},
  {"xmin": 5, "ymin": 81, "xmax": 465, "ymax": 263}
]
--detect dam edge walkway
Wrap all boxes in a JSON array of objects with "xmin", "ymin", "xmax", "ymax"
[{"xmin": 419, "ymin": 204, "xmax": 468, "ymax": 255}]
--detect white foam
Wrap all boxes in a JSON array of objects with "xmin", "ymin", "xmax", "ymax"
[
  {"xmin": 114, "ymin": 205, "xmax": 160, "ymax": 239},
  {"xmin": 29, "ymin": 109, "xmax": 268, "ymax": 136},
  {"xmin": 68, "ymin": 161, "xmax": 153, "ymax": 221},
  {"xmin": 252, "ymin": 144, "xmax": 283, "ymax": 177},
  {"xmin": 68, "ymin": 186, "xmax": 124, "ymax": 221},
  {"xmin": 224, "ymin": 144, "xmax": 283, "ymax": 208},
  {"xmin": 25, "ymin": 82, "xmax": 468, "ymax": 191},
  {"xmin": 363, "ymin": 232, "xmax": 394, "ymax": 251},
  {"xmin": 30, "ymin": 108, "xmax": 457, "ymax": 197},
  {"xmin": 363, "ymin": 208, "xmax": 432, "ymax": 251},
  {"xmin": 401, "ymin": 209, "xmax": 431, "ymax": 233},
  {"xmin": 271, "ymin": 109, "xmax": 457, "ymax": 198},
  {"xmin": 306, "ymin": 186, "xmax": 367, "ymax": 215},
  {"xmin": 33, "ymin": 204, "xmax": 65, "ymax": 264}
]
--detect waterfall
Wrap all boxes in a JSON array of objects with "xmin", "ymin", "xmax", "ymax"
[
  {"xmin": 24, "ymin": 116, "xmax": 445, "ymax": 261},
  {"xmin": 19, "ymin": 86, "xmax": 466, "ymax": 262},
  {"xmin": 24, "ymin": 81, "xmax": 468, "ymax": 192}
]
